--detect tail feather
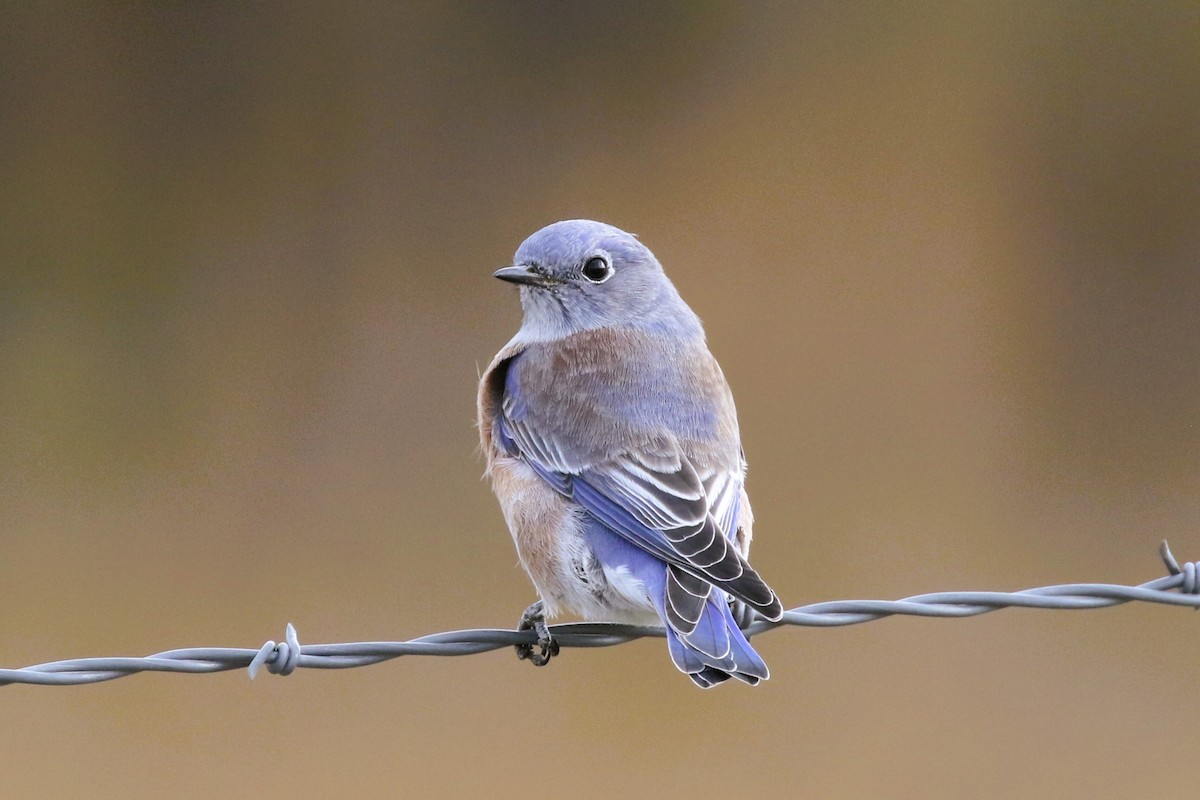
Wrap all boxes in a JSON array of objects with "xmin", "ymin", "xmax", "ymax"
[
  {"xmin": 580, "ymin": 516, "xmax": 773, "ymax": 688},
  {"xmin": 660, "ymin": 588, "xmax": 769, "ymax": 688},
  {"xmin": 679, "ymin": 592, "xmax": 733, "ymax": 660},
  {"xmin": 690, "ymin": 666, "xmax": 735, "ymax": 689}
]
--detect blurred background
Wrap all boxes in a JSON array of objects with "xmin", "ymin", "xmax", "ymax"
[{"xmin": 2, "ymin": 2, "xmax": 1198, "ymax": 797}]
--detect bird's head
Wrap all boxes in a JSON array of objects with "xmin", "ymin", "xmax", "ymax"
[{"xmin": 495, "ymin": 219, "xmax": 702, "ymax": 341}]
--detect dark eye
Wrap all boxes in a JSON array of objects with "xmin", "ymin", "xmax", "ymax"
[{"xmin": 581, "ymin": 256, "xmax": 612, "ymax": 283}]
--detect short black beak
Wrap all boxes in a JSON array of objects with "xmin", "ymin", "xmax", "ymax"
[{"xmin": 493, "ymin": 264, "xmax": 561, "ymax": 288}]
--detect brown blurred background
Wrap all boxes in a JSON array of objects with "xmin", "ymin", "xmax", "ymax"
[{"xmin": 2, "ymin": 2, "xmax": 1198, "ymax": 797}]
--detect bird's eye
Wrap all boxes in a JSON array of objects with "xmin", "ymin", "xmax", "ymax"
[{"xmin": 581, "ymin": 256, "xmax": 612, "ymax": 283}]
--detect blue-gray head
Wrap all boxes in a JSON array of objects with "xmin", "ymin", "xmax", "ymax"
[{"xmin": 495, "ymin": 220, "xmax": 703, "ymax": 341}]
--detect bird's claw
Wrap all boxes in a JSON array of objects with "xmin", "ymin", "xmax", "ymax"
[{"xmin": 515, "ymin": 600, "xmax": 559, "ymax": 667}]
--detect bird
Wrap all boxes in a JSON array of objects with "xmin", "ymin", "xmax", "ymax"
[{"xmin": 478, "ymin": 219, "xmax": 783, "ymax": 687}]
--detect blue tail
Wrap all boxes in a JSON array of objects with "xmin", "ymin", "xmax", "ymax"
[
  {"xmin": 583, "ymin": 518, "xmax": 770, "ymax": 687},
  {"xmin": 658, "ymin": 589, "xmax": 770, "ymax": 688}
]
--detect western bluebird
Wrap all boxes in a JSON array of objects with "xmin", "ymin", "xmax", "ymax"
[{"xmin": 478, "ymin": 219, "xmax": 783, "ymax": 687}]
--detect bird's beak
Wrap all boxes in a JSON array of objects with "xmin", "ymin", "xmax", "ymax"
[{"xmin": 493, "ymin": 264, "xmax": 562, "ymax": 288}]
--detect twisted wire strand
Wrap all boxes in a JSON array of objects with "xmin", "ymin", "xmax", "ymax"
[{"xmin": 3, "ymin": 541, "xmax": 1196, "ymax": 687}]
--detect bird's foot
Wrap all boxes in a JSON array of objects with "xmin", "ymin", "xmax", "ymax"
[{"xmin": 515, "ymin": 600, "xmax": 559, "ymax": 667}]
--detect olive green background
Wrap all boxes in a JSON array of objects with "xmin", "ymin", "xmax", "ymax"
[{"xmin": 2, "ymin": 3, "xmax": 1198, "ymax": 798}]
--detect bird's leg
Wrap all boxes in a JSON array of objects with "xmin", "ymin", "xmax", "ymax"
[{"xmin": 514, "ymin": 600, "xmax": 559, "ymax": 667}]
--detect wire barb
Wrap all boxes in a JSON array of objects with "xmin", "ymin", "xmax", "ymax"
[
  {"xmin": 1160, "ymin": 540, "xmax": 1200, "ymax": 595},
  {"xmin": 248, "ymin": 623, "xmax": 302, "ymax": 679},
  {"xmin": 2, "ymin": 541, "xmax": 1198, "ymax": 688}
]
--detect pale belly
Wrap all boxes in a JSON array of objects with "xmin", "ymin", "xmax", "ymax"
[{"xmin": 488, "ymin": 454, "xmax": 659, "ymax": 624}]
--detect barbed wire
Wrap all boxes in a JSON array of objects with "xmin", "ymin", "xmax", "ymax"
[{"xmin": 3, "ymin": 541, "xmax": 1197, "ymax": 688}]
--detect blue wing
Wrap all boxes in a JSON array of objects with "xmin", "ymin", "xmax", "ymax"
[{"xmin": 495, "ymin": 354, "xmax": 783, "ymax": 625}]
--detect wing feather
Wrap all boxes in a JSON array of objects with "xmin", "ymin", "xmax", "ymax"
[{"xmin": 493, "ymin": 338, "xmax": 783, "ymax": 622}]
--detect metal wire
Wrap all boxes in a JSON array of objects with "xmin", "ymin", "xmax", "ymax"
[{"xmin": 3, "ymin": 541, "xmax": 1196, "ymax": 687}]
